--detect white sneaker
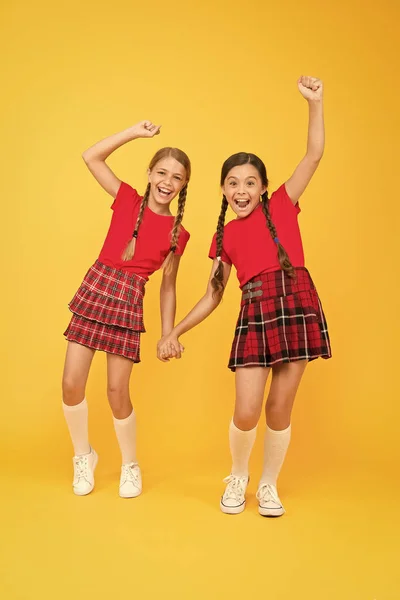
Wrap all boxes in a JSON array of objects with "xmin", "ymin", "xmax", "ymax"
[
  {"xmin": 256, "ymin": 483, "xmax": 285, "ymax": 517},
  {"xmin": 119, "ymin": 462, "xmax": 142, "ymax": 498},
  {"xmin": 220, "ymin": 474, "xmax": 249, "ymax": 514},
  {"xmin": 72, "ymin": 448, "xmax": 98, "ymax": 496}
]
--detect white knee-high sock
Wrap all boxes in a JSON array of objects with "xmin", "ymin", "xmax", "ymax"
[
  {"xmin": 229, "ymin": 419, "xmax": 257, "ymax": 478},
  {"xmin": 259, "ymin": 424, "xmax": 291, "ymax": 487},
  {"xmin": 113, "ymin": 410, "xmax": 137, "ymax": 465},
  {"xmin": 62, "ymin": 398, "xmax": 90, "ymax": 456}
]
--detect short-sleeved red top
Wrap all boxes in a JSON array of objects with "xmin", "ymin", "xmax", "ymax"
[
  {"xmin": 209, "ymin": 184, "xmax": 304, "ymax": 287},
  {"xmin": 98, "ymin": 182, "xmax": 190, "ymax": 280}
]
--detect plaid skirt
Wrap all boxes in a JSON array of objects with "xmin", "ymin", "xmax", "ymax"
[
  {"xmin": 229, "ymin": 267, "xmax": 332, "ymax": 371},
  {"xmin": 64, "ymin": 260, "xmax": 146, "ymax": 361}
]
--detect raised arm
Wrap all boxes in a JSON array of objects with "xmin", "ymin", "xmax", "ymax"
[
  {"xmin": 285, "ymin": 76, "xmax": 324, "ymax": 205},
  {"xmin": 82, "ymin": 120, "xmax": 161, "ymax": 197},
  {"xmin": 157, "ymin": 258, "xmax": 232, "ymax": 362}
]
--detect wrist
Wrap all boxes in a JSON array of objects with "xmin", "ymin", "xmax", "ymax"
[
  {"xmin": 126, "ymin": 125, "xmax": 143, "ymax": 140},
  {"xmin": 307, "ymin": 98, "xmax": 323, "ymax": 108},
  {"xmin": 161, "ymin": 326, "xmax": 175, "ymax": 337},
  {"xmin": 168, "ymin": 326, "xmax": 179, "ymax": 339}
]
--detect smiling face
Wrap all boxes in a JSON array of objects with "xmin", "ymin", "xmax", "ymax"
[
  {"xmin": 147, "ymin": 156, "xmax": 188, "ymax": 213},
  {"xmin": 222, "ymin": 163, "xmax": 267, "ymax": 218}
]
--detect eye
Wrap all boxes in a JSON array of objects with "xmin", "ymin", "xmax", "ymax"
[
  {"xmin": 247, "ymin": 181, "xmax": 255, "ymax": 186},
  {"xmin": 229, "ymin": 181, "xmax": 237, "ymax": 186},
  {"xmin": 174, "ymin": 175, "xmax": 182, "ymax": 181},
  {"xmin": 157, "ymin": 170, "xmax": 166, "ymax": 175}
]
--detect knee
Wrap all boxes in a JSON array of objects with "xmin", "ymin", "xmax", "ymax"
[
  {"xmin": 107, "ymin": 383, "xmax": 130, "ymax": 414},
  {"xmin": 234, "ymin": 406, "xmax": 260, "ymax": 430},
  {"xmin": 266, "ymin": 398, "xmax": 285, "ymax": 415},
  {"xmin": 62, "ymin": 376, "xmax": 84, "ymax": 405},
  {"xmin": 265, "ymin": 400, "xmax": 291, "ymax": 429}
]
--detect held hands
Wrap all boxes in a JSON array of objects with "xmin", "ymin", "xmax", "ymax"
[
  {"xmin": 157, "ymin": 335, "xmax": 185, "ymax": 363},
  {"xmin": 298, "ymin": 76, "xmax": 323, "ymax": 102},
  {"xmin": 131, "ymin": 120, "xmax": 161, "ymax": 139}
]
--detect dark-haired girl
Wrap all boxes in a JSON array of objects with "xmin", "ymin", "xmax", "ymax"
[
  {"xmin": 62, "ymin": 121, "xmax": 190, "ymax": 498},
  {"xmin": 158, "ymin": 77, "xmax": 331, "ymax": 517}
]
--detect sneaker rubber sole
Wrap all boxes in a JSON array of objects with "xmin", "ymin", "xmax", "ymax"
[
  {"xmin": 220, "ymin": 499, "xmax": 246, "ymax": 514},
  {"xmin": 119, "ymin": 486, "xmax": 142, "ymax": 499},
  {"xmin": 258, "ymin": 504, "xmax": 285, "ymax": 517}
]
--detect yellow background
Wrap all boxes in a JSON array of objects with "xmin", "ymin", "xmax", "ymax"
[{"xmin": 1, "ymin": 0, "xmax": 399, "ymax": 598}]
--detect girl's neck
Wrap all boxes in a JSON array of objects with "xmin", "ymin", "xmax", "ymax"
[
  {"xmin": 147, "ymin": 195, "xmax": 173, "ymax": 217},
  {"xmin": 234, "ymin": 201, "xmax": 262, "ymax": 220}
]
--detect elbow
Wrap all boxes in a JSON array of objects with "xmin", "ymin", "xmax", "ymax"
[
  {"xmin": 160, "ymin": 281, "xmax": 176, "ymax": 297},
  {"xmin": 316, "ymin": 150, "xmax": 324, "ymax": 162},
  {"xmin": 214, "ymin": 292, "xmax": 223, "ymax": 308},
  {"xmin": 206, "ymin": 289, "xmax": 222, "ymax": 310},
  {"xmin": 82, "ymin": 150, "xmax": 93, "ymax": 164},
  {"xmin": 307, "ymin": 152, "xmax": 323, "ymax": 165},
  {"xmin": 82, "ymin": 148, "xmax": 102, "ymax": 165}
]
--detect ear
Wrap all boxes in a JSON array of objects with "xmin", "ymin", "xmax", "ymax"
[
  {"xmin": 147, "ymin": 168, "xmax": 151, "ymax": 182},
  {"xmin": 261, "ymin": 185, "xmax": 267, "ymax": 196}
]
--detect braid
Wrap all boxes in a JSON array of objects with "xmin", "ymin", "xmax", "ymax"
[
  {"xmin": 261, "ymin": 192, "xmax": 296, "ymax": 278},
  {"xmin": 162, "ymin": 184, "xmax": 188, "ymax": 275},
  {"xmin": 122, "ymin": 183, "xmax": 150, "ymax": 261},
  {"xmin": 211, "ymin": 195, "xmax": 229, "ymax": 297}
]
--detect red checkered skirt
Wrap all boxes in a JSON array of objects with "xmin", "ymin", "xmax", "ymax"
[
  {"xmin": 229, "ymin": 268, "xmax": 332, "ymax": 371},
  {"xmin": 64, "ymin": 260, "xmax": 146, "ymax": 361}
]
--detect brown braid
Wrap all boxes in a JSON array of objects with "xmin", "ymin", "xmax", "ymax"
[
  {"xmin": 122, "ymin": 183, "xmax": 150, "ymax": 261},
  {"xmin": 211, "ymin": 195, "xmax": 229, "ymax": 297},
  {"xmin": 162, "ymin": 184, "xmax": 188, "ymax": 275},
  {"xmin": 261, "ymin": 191, "xmax": 296, "ymax": 278}
]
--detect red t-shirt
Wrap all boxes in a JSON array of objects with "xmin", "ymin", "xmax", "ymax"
[
  {"xmin": 209, "ymin": 184, "xmax": 304, "ymax": 287},
  {"xmin": 98, "ymin": 182, "xmax": 190, "ymax": 280}
]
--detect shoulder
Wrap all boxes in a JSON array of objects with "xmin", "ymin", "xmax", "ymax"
[
  {"xmin": 270, "ymin": 183, "xmax": 289, "ymax": 201},
  {"xmin": 224, "ymin": 217, "xmax": 239, "ymax": 233},
  {"xmin": 175, "ymin": 223, "xmax": 190, "ymax": 256},
  {"xmin": 112, "ymin": 182, "xmax": 143, "ymax": 211},
  {"xmin": 179, "ymin": 224, "xmax": 190, "ymax": 241},
  {"xmin": 118, "ymin": 182, "xmax": 142, "ymax": 201},
  {"xmin": 269, "ymin": 183, "xmax": 300, "ymax": 214}
]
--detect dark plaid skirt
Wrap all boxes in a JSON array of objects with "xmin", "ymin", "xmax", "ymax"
[
  {"xmin": 64, "ymin": 260, "xmax": 146, "ymax": 361},
  {"xmin": 228, "ymin": 268, "xmax": 332, "ymax": 371}
]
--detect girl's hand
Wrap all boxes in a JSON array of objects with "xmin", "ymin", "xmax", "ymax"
[
  {"xmin": 157, "ymin": 335, "xmax": 184, "ymax": 362},
  {"xmin": 131, "ymin": 120, "xmax": 161, "ymax": 139},
  {"xmin": 297, "ymin": 76, "xmax": 323, "ymax": 102}
]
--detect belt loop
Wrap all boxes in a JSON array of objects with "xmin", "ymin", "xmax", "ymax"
[{"xmin": 242, "ymin": 279, "xmax": 263, "ymax": 303}]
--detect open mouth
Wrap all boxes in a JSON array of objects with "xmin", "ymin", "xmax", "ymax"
[
  {"xmin": 157, "ymin": 186, "xmax": 173, "ymax": 199},
  {"xmin": 234, "ymin": 199, "xmax": 250, "ymax": 210}
]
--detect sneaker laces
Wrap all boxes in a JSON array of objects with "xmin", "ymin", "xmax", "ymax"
[
  {"xmin": 121, "ymin": 463, "xmax": 140, "ymax": 486},
  {"xmin": 256, "ymin": 483, "xmax": 281, "ymax": 506},
  {"xmin": 222, "ymin": 475, "xmax": 248, "ymax": 501},
  {"xmin": 74, "ymin": 455, "xmax": 90, "ymax": 481}
]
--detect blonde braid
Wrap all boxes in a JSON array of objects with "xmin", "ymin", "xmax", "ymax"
[
  {"xmin": 122, "ymin": 183, "xmax": 150, "ymax": 261},
  {"xmin": 162, "ymin": 184, "xmax": 188, "ymax": 275}
]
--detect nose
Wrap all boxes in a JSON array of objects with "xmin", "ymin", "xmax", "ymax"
[{"xmin": 163, "ymin": 175, "xmax": 172, "ymax": 186}]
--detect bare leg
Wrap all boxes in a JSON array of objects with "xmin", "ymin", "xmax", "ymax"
[{"xmin": 258, "ymin": 360, "xmax": 308, "ymax": 517}]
